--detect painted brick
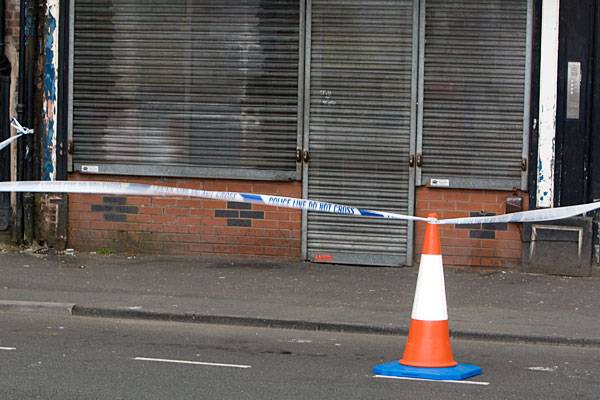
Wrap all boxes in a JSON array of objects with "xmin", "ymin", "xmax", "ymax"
[
  {"xmin": 470, "ymin": 230, "xmax": 496, "ymax": 240},
  {"xmin": 91, "ymin": 204, "xmax": 114, "ymax": 213},
  {"xmin": 103, "ymin": 196, "xmax": 127, "ymax": 204},
  {"xmin": 482, "ymin": 222, "xmax": 508, "ymax": 231},
  {"xmin": 228, "ymin": 201, "xmax": 252, "ymax": 210},
  {"xmin": 104, "ymin": 214, "xmax": 127, "ymax": 223},
  {"xmin": 215, "ymin": 210, "xmax": 239, "ymax": 218},
  {"xmin": 455, "ymin": 223, "xmax": 482, "ymax": 230},
  {"xmin": 228, "ymin": 219, "xmax": 252, "ymax": 227},
  {"xmin": 115, "ymin": 205, "xmax": 139, "ymax": 214},
  {"xmin": 240, "ymin": 211, "xmax": 265, "ymax": 219}
]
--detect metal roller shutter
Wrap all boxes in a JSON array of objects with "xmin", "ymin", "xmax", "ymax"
[
  {"xmin": 305, "ymin": 0, "xmax": 416, "ymax": 266},
  {"xmin": 72, "ymin": 0, "xmax": 301, "ymax": 180},
  {"xmin": 419, "ymin": 0, "xmax": 529, "ymax": 189}
]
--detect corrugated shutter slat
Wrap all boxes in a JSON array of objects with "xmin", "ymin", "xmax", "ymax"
[
  {"xmin": 307, "ymin": 0, "xmax": 414, "ymax": 266},
  {"xmin": 421, "ymin": 0, "xmax": 527, "ymax": 188},
  {"xmin": 73, "ymin": 0, "xmax": 300, "ymax": 179}
]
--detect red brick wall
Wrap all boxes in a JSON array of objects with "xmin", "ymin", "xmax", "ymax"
[
  {"xmin": 415, "ymin": 187, "xmax": 528, "ymax": 268},
  {"xmin": 68, "ymin": 174, "xmax": 301, "ymax": 259}
]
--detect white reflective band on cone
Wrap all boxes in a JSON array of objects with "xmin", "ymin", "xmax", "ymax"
[{"xmin": 411, "ymin": 254, "xmax": 448, "ymax": 321}]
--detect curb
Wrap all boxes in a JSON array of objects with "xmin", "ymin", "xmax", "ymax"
[
  {"xmin": 71, "ymin": 305, "xmax": 408, "ymax": 336},
  {"xmin": 0, "ymin": 300, "xmax": 75, "ymax": 315},
  {"xmin": 3, "ymin": 302, "xmax": 599, "ymax": 348},
  {"xmin": 71, "ymin": 305, "xmax": 600, "ymax": 348}
]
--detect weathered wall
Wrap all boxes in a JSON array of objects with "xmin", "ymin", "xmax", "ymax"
[
  {"xmin": 67, "ymin": 174, "xmax": 302, "ymax": 258},
  {"xmin": 3, "ymin": 0, "xmax": 20, "ymax": 241},
  {"xmin": 415, "ymin": 187, "xmax": 527, "ymax": 268}
]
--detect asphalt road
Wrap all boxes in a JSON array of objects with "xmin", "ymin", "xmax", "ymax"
[{"xmin": 0, "ymin": 312, "xmax": 598, "ymax": 400}]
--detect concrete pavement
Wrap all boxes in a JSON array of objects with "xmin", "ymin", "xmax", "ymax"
[{"xmin": 0, "ymin": 248, "xmax": 599, "ymax": 346}]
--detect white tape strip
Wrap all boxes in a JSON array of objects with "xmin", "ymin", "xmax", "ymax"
[
  {"xmin": 433, "ymin": 202, "xmax": 600, "ymax": 225},
  {"xmin": 0, "ymin": 181, "xmax": 434, "ymax": 223},
  {"xmin": 0, "ymin": 180, "xmax": 597, "ymax": 225},
  {"xmin": 10, "ymin": 118, "xmax": 34, "ymax": 135},
  {"xmin": 0, "ymin": 119, "xmax": 34, "ymax": 151}
]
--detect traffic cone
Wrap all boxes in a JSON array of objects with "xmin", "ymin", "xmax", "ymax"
[{"xmin": 373, "ymin": 214, "xmax": 482, "ymax": 380}]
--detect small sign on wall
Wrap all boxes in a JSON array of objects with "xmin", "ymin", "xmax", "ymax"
[
  {"xmin": 567, "ymin": 61, "xmax": 581, "ymax": 120},
  {"xmin": 429, "ymin": 178, "xmax": 450, "ymax": 188}
]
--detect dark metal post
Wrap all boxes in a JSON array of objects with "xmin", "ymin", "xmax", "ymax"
[
  {"xmin": 17, "ymin": 0, "xmax": 36, "ymax": 244},
  {"xmin": 0, "ymin": 0, "xmax": 13, "ymax": 233}
]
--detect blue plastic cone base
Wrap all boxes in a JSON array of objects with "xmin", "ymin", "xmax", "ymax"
[{"xmin": 373, "ymin": 361, "xmax": 482, "ymax": 381}]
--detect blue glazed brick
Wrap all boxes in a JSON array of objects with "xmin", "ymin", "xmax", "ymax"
[
  {"xmin": 240, "ymin": 211, "xmax": 264, "ymax": 220},
  {"xmin": 470, "ymin": 230, "xmax": 495, "ymax": 239},
  {"xmin": 104, "ymin": 214, "xmax": 127, "ymax": 222},
  {"xmin": 215, "ymin": 210, "xmax": 239, "ymax": 218},
  {"xmin": 92, "ymin": 205, "xmax": 114, "ymax": 212},
  {"xmin": 115, "ymin": 206, "xmax": 139, "ymax": 214},
  {"xmin": 227, "ymin": 201, "xmax": 252, "ymax": 210},
  {"xmin": 228, "ymin": 219, "xmax": 251, "ymax": 227},
  {"xmin": 103, "ymin": 197, "xmax": 127, "ymax": 205}
]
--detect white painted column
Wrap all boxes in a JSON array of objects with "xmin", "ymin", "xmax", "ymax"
[{"xmin": 536, "ymin": 0, "xmax": 560, "ymax": 208}]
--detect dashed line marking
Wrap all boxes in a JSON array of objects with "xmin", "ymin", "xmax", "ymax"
[
  {"xmin": 133, "ymin": 357, "xmax": 251, "ymax": 369},
  {"xmin": 0, "ymin": 347, "xmax": 16, "ymax": 351}
]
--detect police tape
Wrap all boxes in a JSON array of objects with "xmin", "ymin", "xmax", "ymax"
[
  {"xmin": 0, "ymin": 119, "xmax": 35, "ymax": 151},
  {"xmin": 0, "ymin": 180, "xmax": 598, "ymax": 225},
  {"xmin": 0, "ymin": 180, "xmax": 434, "ymax": 223}
]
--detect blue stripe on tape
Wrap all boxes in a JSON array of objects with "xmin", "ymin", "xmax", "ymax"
[
  {"xmin": 2, "ymin": 180, "xmax": 598, "ymax": 225},
  {"xmin": 359, "ymin": 210, "xmax": 383, "ymax": 217},
  {"xmin": 240, "ymin": 194, "xmax": 262, "ymax": 202}
]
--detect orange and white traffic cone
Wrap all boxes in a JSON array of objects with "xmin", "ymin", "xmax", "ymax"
[{"xmin": 373, "ymin": 213, "xmax": 482, "ymax": 380}]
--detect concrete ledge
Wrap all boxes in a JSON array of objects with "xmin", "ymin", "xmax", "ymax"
[
  {"xmin": 71, "ymin": 305, "xmax": 408, "ymax": 336},
  {"xmin": 0, "ymin": 300, "xmax": 75, "ymax": 315},
  {"xmin": 71, "ymin": 306, "xmax": 600, "ymax": 348}
]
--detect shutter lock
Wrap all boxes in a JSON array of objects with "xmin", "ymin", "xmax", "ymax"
[
  {"xmin": 521, "ymin": 158, "xmax": 528, "ymax": 171},
  {"xmin": 303, "ymin": 150, "xmax": 310, "ymax": 163}
]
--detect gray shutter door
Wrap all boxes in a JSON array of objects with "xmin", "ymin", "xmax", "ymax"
[
  {"xmin": 72, "ymin": 0, "xmax": 301, "ymax": 180},
  {"xmin": 419, "ymin": 0, "xmax": 528, "ymax": 189},
  {"xmin": 305, "ymin": 0, "xmax": 416, "ymax": 266}
]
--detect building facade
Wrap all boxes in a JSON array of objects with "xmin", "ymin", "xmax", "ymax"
[{"xmin": 2, "ymin": 0, "xmax": 599, "ymax": 271}]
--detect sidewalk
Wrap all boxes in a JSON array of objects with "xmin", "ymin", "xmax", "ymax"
[{"xmin": 0, "ymin": 249, "xmax": 599, "ymax": 346}]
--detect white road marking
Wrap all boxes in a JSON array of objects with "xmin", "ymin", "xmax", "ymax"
[
  {"xmin": 374, "ymin": 375, "xmax": 490, "ymax": 386},
  {"xmin": 0, "ymin": 347, "xmax": 16, "ymax": 351},
  {"xmin": 528, "ymin": 366, "xmax": 558, "ymax": 372},
  {"xmin": 133, "ymin": 357, "xmax": 251, "ymax": 369}
]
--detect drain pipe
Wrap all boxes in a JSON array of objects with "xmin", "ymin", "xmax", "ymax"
[
  {"xmin": 0, "ymin": 0, "xmax": 6, "ymax": 70},
  {"xmin": 0, "ymin": 0, "xmax": 10, "ymax": 95},
  {"xmin": 16, "ymin": 0, "xmax": 35, "ymax": 243}
]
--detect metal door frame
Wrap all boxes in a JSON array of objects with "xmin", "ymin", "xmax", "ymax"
[{"xmin": 301, "ymin": 0, "xmax": 420, "ymax": 266}]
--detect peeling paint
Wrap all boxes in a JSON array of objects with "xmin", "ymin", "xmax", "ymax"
[
  {"xmin": 42, "ymin": 4, "xmax": 59, "ymax": 181},
  {"xmin": 536, "ymin": 0, "xmax": 560, "ymax": 208}
]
